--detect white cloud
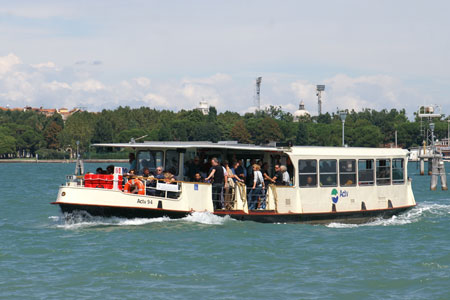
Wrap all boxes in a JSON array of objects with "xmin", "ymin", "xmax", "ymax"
[
  {"xmin": 44, "ymin": 80, "xmax": 72, "ymax": 91},
  {"xmin": 133, "ymin": 77, "xmax": 151, "ymax": 88},
  {"xmin": 72, "ymin": 79, "xmax": 105, "ymax": 92},
  {"xmin": 31, "ymin": 61, "xmax": 59, "ymax": 71},
  {"xmin": 0, "ymin": 53, "xmax": 21, "ymax": 75},
  {"xmin": 0, "ymin": 53, "xmax": 440, "ymax": 118},
  {"xmin": 143, "ymin": 93, "xmax": 169, "ymax": 107}
]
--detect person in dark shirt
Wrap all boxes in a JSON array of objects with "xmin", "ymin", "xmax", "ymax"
[
  {"xmin": 262, "ymin": 162, "xmax": 272, "ymax": 188},
  {"xmin": 271, "ymin": 164, "xmax": 284, "ymax": 185},
  {"xmin": 187, "ymin": 156, "xmax": 201, "ymax": 181},
  {"xmin": 205, "ymin": 157, "xmax": 224, "ymax": 209}
]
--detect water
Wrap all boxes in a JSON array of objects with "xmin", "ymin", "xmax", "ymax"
[{"xmin": 0, "ymin": 162, "xmax": 449, "ymax": 299}]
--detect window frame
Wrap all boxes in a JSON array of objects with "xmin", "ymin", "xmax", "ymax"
[
  {"xmin": 339, "ymin": 159, "xmax": 357, "ymax": 187},
  {"xmin": 298, "ymin": 159, "xmax": 318, "ymax": 188},
  {"xmin": 376, "ymin": 158, "xmax": 391, "ymax": 185},
  {"xmin": 319, "ymin": 159, "xmax": 337, "ymax": 187},
  {"xmin": 392, "ymin": 158, "xmax": 405, "ymax": 185},
  {"xmin": 358, "ymin": 159, "xmax": 375, "ymax": 186}
]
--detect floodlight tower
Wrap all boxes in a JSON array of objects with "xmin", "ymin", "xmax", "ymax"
[
  {"xmin": 255, "ymin": 77, "xmax": 262, "ymax": 111},
  {"xmin": 316, "ymin": 85, "xmax": 325, "ymax": 115}
]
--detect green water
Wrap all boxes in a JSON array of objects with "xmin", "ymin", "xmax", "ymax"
[{"xmin": 0, "ymin": 162, "xmax": 449, "ymax": 299}]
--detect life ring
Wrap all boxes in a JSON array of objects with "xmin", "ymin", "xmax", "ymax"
[{"xmin": 124, "ymin": 179, "xmax": 145, "ymax": 195}]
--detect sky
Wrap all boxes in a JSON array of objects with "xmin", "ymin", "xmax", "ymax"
[{"xmin": 0, "ymin": 0, "xmax": 449, "ymax": 118}]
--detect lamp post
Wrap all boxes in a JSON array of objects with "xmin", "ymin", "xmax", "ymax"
[
  {"xmin": 447, "ymin": 120, "xmax": 450, "ymax": 146},
  {"xmin": 339, "ymin": 110, "xmax": 347, "ymax": 146}
]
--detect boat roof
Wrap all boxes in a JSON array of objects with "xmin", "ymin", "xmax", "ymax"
[
  {"xmin": 92, "ymin": 141, "xmax": 282, "ymax": 152},
  {"xmin": 92, "ymin": 141, "xmax": 408, "ymax": 157}
]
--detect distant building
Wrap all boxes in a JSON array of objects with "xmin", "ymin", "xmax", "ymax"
[
  {"xmin": 0, "ymin": 106, "xmax": 83, "ymax": 121},
  {"xmin": 196, "ymin": 101, "xmax": 209, "ymax": 115},
  {"xmin": 293, "ymin": 100, "xmax": 310, "ymax": 122}
]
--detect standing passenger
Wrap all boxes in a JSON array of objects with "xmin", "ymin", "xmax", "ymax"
[
  {"xmin": 249, "ymin": 164, "xmax": 265, "ymax": 210},
  {"xmin": 280, "ymin": 165, "xmax": 290, "ymax": 185},
  {"xmin": 205, "ymin": 158, "xmax": 225, "ymax": 210}
]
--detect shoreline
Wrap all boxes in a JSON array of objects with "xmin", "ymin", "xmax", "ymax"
[{"xmin": 0, "ymin": 159, "xmax": 128, "ymax": 163}]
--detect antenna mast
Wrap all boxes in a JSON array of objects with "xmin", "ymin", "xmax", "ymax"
[
  {"xmin": 316, "ymin": 85, "xmax": 325, "ymax": 115},
  {"xmin": 255, "ymin": 77, "xmax": 262, "ymax": 111}
]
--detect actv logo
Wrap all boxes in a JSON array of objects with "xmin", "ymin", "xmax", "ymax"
[{"xmin": 331, "ymin": 189, "xmax": 348, "ymax": 203}]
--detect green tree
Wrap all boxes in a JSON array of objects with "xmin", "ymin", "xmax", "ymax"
[
  {"xmin": 230, "ymin": 120, "xmax": 251, "ymax": 143},
  {"xmin": 0, "ymin": 133, "xmax": 16, "ymax": 157}
]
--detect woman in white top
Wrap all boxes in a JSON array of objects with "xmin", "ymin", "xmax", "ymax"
[{"xmin": 249, "ymin": 164, "xmax": 265, "ymax": 210}]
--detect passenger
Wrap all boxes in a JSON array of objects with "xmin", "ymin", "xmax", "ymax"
[
  {"xmin": 96, "ymin": 167, "xmax": 105, "ymax": 174},
  {"xmin": 286, "ymin": 158, "xmax": 294, "ymax": 179},
  {"xmin": 142, "ymin": 167, "xmax": 152, "ymax": 179},
  {"xmin": 205, "ymin": 157, "xmax": 225, "ymax": 209},
  {"xmin": 194, "ymin": 172, "xmax": 205, "ymax": 183},
  {"xmin": 188, "ymin": 156, "xmax": 202, "ymax": 181},
  {"xmin": 246, "ymin": 159, "xmax": 256, "ymax": 188},
  {"xmin": 142, "ymin": 167, "xmax": 154, "ymax": 195},
  {"xmin": 164, "ymin": 171, "xmax": 178, "ymax": 198},
  {"xmin": 230, "ymin": 161, "xmax": 245, "ymax": 184},
  {"xmin": 223, "ymin": 160, "xmax": 236, "ymax": 210},
  {"xmin": 262, "ymin": 162, "xmax": 272, "ymax": 188},
  {"xmin": 106, "ymin": 165, "xmax": 114, "ymax": 174},
  {"xmin": 234, "ymin": 160, "xmax": 246, "ymax": 181},
  {"xmin": 154, "ymin": 167, "xmax": 165, "ymax": 180},
  {"xmin": 249, "ymin": 164, "xmax": 265, "ymax": 210},
  {"xmin": 163, "ymin": 172, "xmax": 176, "ymax": 183},
  {"xmin": 306, "ymin": 176, "xmax": 314, "ymax": 187},
  {"xmin": 280, "ymin": 165, "xmax": 290, "ymax": 185},
  {"xmin": 149, "ymin": 166, "xmax": 165, "ymax": 196},
  {"xmin": 271, "ymin": 164, "xmax": 284, "ymax": 185},
  {"xmin": 129, "ymin": 153, "xmax": 137, "ymax": 171}
]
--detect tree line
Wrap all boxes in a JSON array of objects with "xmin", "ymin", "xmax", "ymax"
[{"xmin": 0, "ymin": 106, "xmax": 448, "ymax": 158}]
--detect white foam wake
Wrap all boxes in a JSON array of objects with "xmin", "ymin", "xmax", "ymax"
[
  {"xmin": 326, "ymin": 202, "xmax": 450, "ymax": 228},
  {"xmin": 182, "ymin": 211, "xmax": 231, "ymax": 225},
  {"xmin": 49, "ymin": 213, "xmax": 171, "ymax": 230},
  {"xmin": 50, "ymin": 211, "xmax": 231, "ymax": 229}
]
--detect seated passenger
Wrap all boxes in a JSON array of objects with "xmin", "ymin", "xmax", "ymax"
[
  {"xmin": 142, "ymin": 167, "xmax": 152, "ymax": 179},
  {"xmin": 194, "ymin": 172, "xmax": 205, "ymax": 183},
  {"xmin": 106, "ymin": 165, "xmax": 114, "ymax": 174},
  {"xmin": 96, "ymin": 167, "xmax": 105, "ymax": 174},
  {"xmin": 163, "ymin": 172, "xmax": 176, "ymax": 184},
  {"xmin": 154, "ymin": 167, "xmax": 165, "ymax": 180}
]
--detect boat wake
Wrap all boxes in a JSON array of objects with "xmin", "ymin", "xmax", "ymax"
[
  {"xmin": 50, "ymin": 211, "xmax": 231, "ymax": 230},
  {"xmin": 326, "ymin": 202, "xmax": 450, "ymax": 228}
]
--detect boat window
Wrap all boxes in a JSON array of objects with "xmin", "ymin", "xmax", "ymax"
[
  {"xmin": 339, "ymin": 159, "xmax": 356, "ymax": 186},
  {"xmin": 319, "ymin": 159, "xmax": 337, "ymax": 187},
  {"xmin": 298, "ymin": 160, "xmax": 317, "ymax": 187},
  {"xmin": 376, "ymin": 159, "xmax": 391, "ymax": 185},
  {"xmin": 165, "ymin": 150, "xmax": 179, "ymax": 175},
  {"xmin": 137, "ymin": 150, "xmax": 163, "ymax": 174},
  {"xmin": 358, "ymin": 159, "xmax": 374, "ymax": 185},
  {"xmin": 392, "ymin": 158, "xmax": 404, "ymax": 184}
]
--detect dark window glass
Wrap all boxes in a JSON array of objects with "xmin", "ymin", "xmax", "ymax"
[
  {"xmin": 376, "ymin": 159, "xmax": 391, "ymax": 185},
  {"xmin": 319, "ymin": 159, "xmax": 337, "ymax": 187},
  {"xmin": 298, "ymin": 160, "xmax": 317, "ymax": 187},
  {"xmin": 392, "ymin": 158, "xmax": 404, "ymax": 184},
  {"xmin": 358, "ymin": 159, "xmax": 374, "ymax": 185},
  {"xmin": 165, "ymin": 150, "xmax": 179, "ymax": 175},
  {"xmin": 339, "ymin": 159, "xmax": 356, "ymax": 186},
  {"xmin": 137, "ymin": 150, "xmax": 163, "ymax": 174}
]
